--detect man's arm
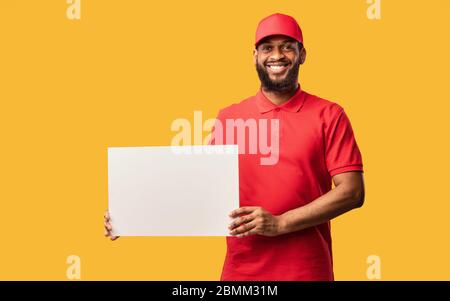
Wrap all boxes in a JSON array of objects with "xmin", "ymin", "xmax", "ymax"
[
  {"xmin": 229, "ymin": 171, "xmax": 365, "ymax": 237},
  {"xmin": 279, "ymin": 171, "xmax": 365, "ymax": 234}
]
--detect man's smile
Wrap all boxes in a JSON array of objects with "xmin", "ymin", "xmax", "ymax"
[{"xmin": 265, "ymin": 61, "xmax": 291, "ymax": 75}]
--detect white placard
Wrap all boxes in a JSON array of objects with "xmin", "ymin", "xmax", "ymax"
[{"xmin": 108, "ymin": 145, "xmax": 239, "ymax": 236}]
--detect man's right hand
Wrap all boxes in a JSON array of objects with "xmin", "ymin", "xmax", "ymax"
[{"xmin": 104, "ymin": 211, "xmax": 119, "ymax": 241}]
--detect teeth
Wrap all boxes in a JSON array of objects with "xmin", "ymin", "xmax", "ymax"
[{"xmin": 269, "ymin": 65, "xmax": 284, "ymax": 70}]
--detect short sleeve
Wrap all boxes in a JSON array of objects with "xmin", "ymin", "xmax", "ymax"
[{"xmin": 325, "ymin": 108, "xmax": 364, "ymax": 177}]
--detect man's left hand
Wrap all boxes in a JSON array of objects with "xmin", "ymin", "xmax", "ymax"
[{"xmin": 228, "ymin": 206, "xmax": 286, "ymax": 238}]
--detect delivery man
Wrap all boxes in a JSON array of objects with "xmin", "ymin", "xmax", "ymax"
[{"xmin": 105, "ymin": 13, "xmax": 365, "ymax": 281}]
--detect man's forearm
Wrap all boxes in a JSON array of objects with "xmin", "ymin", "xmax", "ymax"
[{"xmin": 278, "ymin": 182, "xmax": 364, "ymax": 235}]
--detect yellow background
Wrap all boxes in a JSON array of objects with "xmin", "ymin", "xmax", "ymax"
[{"xmin": 1, "ymin": 0, "xmax": 449, "ymax": 280}]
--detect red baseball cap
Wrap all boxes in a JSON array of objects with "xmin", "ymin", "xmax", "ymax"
[{"xmin": 255, "ymin": 13, "xmax": 303, "ymax": 47}]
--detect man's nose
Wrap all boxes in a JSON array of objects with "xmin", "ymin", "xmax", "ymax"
[{"xmin": 270, "ymin": 47, "xmax": 285, "ymax": 60}]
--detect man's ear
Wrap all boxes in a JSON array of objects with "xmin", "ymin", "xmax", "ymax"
[
  {"xmin": 253, "ymin": 49, "xmax": 258, "ymax": 65},
  {"xmin": 300, "ymin": 47, "xmax": 306, "ymax": 65}
]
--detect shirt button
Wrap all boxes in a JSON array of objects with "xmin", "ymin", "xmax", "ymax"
[{"xmin": 274, "ymin": 108, "xmax": 280, "ymax": 112}]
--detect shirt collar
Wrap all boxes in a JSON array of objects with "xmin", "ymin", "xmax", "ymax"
[{"xmin": 255, "ymin": 83, "xmax": 306, "ymax": 114}]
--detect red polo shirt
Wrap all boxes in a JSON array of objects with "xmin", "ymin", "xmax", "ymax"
[{"xmin": 210, "ymin": 84, "xmax": 364, "ymax": 281}]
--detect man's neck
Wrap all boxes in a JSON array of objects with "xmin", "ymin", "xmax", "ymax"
[{"xmin": 261, "ymin": 83, "xmax": 299, "ymax": 106}]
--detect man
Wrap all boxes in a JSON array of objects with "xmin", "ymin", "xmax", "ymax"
[{"xmin": 105, "ymin": 13, "xmax": 365, "ymax": 281}]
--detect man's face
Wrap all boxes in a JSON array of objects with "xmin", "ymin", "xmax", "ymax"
[{"xmin": 254, "ymin": 35, "xmax": 305, "ymax": 92}]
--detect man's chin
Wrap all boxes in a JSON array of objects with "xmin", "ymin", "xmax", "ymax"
[
  {"xmin": 268, "ymin": 75, "xmax": 288, "ymax": 83},
  {"xmin": 263, "ymin": 79, "xmax": 298, "ymax": 92},
  {"xmin": 267, "ymin": 77, "xmax": 290, "ymax": 87}
]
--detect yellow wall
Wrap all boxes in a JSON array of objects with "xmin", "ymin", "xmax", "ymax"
[{"xmin": 1, "ymin": 0, "xmax": 449, "ymax": 280}]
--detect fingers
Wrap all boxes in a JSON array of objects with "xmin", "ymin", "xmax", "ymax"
[
  {"xmin": 229, "ymin": 214, "xmax": 255, "ymax": 230},
  {"xmin": 104, "ymin": 210, "xmax": 120, "ymax": 241},
  {"xmin": 236, "ymin": 228, "xmax": 257, "ymax": 238},
  {"xmin": 104, "ymin": 220, "xmax": 113, "ymax": 238},
  {"xmin": 104, "ymin": 225, "xmax": 119, "ymax": 240},
  {"xmin": 104, "ymin": 220, "xmax": 112, "ymax": 231},
  {"xmin": 229, "ymin": 206, "xmax": 260, "ymax": 218},
  {"xmin": 230, "ymin": 221, "xmax": 257, "ymax": 236},
  {"xmin": 228, "ymin": 207, "xmax": 263, "ymax": 238}
]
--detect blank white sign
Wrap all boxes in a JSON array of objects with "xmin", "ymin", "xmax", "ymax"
[{"xmin": 108, "ymin": 145, "xmax": 239, "ymax": 236}]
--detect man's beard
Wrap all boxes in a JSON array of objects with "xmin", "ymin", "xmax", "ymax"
[{"xmin": 256, "ymin": 59, "xmax": 300, "ymax": 93}]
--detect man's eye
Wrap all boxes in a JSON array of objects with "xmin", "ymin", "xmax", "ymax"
[
  {"xmin": 262, "ymin": 46, "xmax": 272, "ymax": 51},
  {"xmin": 283, "ymin": 45, "xmax": 294, "ymax": 51}
]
